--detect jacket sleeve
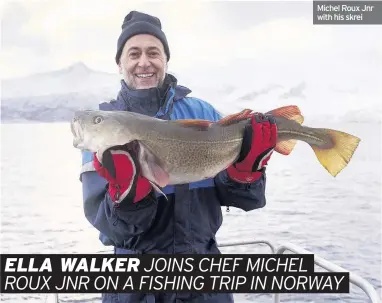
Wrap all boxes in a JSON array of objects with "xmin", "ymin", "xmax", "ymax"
[
  {"xmin": 207, "ymin": 104, "xmax": 267, "ymax": 212},
  {"xmin": 214, "ymin": 170, "xmax": 266, "ymax": 211},
  {"xmin": 80, "ymin": 151, "xmax": 158, "ymax": 247}
]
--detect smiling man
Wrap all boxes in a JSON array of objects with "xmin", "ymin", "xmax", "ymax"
[
  {"xmin": 80, "ymin": 10, "xmax": 277, "ymax": 303},
  {"xmin": 119, "ymin": 34, "xmax": 167, "ymax": 89}
]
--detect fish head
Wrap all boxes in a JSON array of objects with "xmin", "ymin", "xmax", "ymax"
[{"xmin": 71, "ymin": 110, "xmax": 136, "ymax": 153}]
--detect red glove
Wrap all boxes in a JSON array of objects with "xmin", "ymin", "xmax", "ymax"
[
  {"xmin": 227, "ymin": 113, "xmax": 277, "ymax": 183},
  {"xmin": 93, "ymin": 144, "xmax": 152, "ymax": 204}
]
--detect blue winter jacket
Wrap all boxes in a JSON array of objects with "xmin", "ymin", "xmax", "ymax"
[{"xmin": 80, "ymin": 75, "xmax": 267, "ymax": 302}]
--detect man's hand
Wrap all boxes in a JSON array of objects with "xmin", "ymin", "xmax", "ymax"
[
  {"xmin": 227, "ymin": 113, "xmax": 277, "ymax": 183},
  {"xmin": 93, "ymin": 144, "xmax": 152, "ymax": 204}
]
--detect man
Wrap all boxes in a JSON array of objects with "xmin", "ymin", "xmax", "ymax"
[{"xmin": 80, "ymin": 11, "xmax": 277, "ymax": 303}]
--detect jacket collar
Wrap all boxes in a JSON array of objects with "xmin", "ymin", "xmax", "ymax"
[{"xmin": 112, "ymin": 73, "xmax": 191, "ymax": 119}]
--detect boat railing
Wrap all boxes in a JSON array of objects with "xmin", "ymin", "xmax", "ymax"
[
  {"xmin": 217, "ymin": 239, "xmax": 381, "ymax": 303},
  {"xmin": 45, "ymin": 239, "xmax": 381, "ymax": 303}
]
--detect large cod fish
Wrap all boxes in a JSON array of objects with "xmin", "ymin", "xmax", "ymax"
[{"xmin": 71, "ymin": 105, "xmax": 360, "ymax": 188}]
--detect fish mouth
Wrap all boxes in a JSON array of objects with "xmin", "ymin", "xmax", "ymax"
[{"xmin": 71, "ymin": 119, "xmax": 83, "ymax": 148}]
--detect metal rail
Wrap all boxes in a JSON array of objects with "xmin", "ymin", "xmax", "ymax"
[
  {"xmin": 273, "ymin": 242, "xmax": 381, "ymax": 303},
  {"xmin": 218, "ymin": 239, "xmax": 276, "ymax": 254},
  {"xmin": 45, "ymin": 239, "xmax": 380, "ymax": 303}
]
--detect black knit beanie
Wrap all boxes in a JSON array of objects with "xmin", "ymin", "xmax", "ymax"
[{"xmin": 115, "ymin": 11, "xmax": 170, "ymax": 64}]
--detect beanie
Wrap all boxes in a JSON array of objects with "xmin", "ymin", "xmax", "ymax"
[{"xmin": 115, "ymin": 11, "xmax": 170, "ymax": 64}]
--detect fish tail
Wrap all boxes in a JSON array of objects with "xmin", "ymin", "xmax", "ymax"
[
  {"xmin": 266, "ymin": 105, "xmax": 361, "ymax": 176},
  {"xmin": 310, "ymin": 128, "xmax": 360, "ymax": 177},
  {"xmin": 267, "ymin": 105, "xmax": 304, "ymax": 155}
]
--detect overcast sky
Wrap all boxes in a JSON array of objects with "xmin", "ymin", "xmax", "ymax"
[{"xmin": 1, "ymin": 0, "xmax": 381, "ymax": 80}]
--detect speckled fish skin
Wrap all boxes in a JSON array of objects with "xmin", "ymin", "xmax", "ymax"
[
  {"xmin": 71, "ymin": 107, "xmax": 361, "ymax": 183},
  {"xmin": 71, "ymin": 110, "xmax": 246, "ymax": 184}
]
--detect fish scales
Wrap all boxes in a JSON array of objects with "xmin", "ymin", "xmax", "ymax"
[
  {"xmin": 137, "ymin": 119, "xmax": 246, "ymax": 183},
  {"xmin": 71, "ymin": 105, "xmax": 361, "ymax": 188}
]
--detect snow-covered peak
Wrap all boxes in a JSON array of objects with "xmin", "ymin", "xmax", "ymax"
[
  {"xmin": 2, "ymin": 62, "xmax": 121, "ymax": 99},
  {"xmin": 1, "ymin": 61, "xmax": 380, "ymax": 124},
  {"xmin": 47, "ymin": 61, "xmax": 93, "ymax": 77}
]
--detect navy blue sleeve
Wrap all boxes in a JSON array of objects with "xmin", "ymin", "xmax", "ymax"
[
  {"xmin": 80, "ymin": 151, "xmax": 158, "ymax": 247},
  {"xmin": 206, "ymin": 104, "xmax": 267, "ymax": 211}
]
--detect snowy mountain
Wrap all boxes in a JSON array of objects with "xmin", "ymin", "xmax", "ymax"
[
  {"xmin": 1, "ymin": 62, "xmax": 380, "ymax": 123},
  {"xmin": 339, "ymin": 107, "xmax": 382, "ymax": 124},
  {"xmin": 2, "ymin": 62, "xmax": 120, "ymax": 99},
  {"xmin": 1, "ymin": 62, "xmax": 121, "ymax": 122},
  {"xmin": 1, "ymin": 91, "xmax": 115, "ymax": 122}
]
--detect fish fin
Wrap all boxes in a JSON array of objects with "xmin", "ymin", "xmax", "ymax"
[
  {"xmin": 267, "ymin": 105, "xmax": 304, "ymax": 125},
  {"xmin": 218, "ymin": 109, "xmax": 253, "ymax": 126},
  {"xmin": 174, "ymin": 119, "xmax": 213, "ymax": 130},
  {"xmin": 275, "ymin": 139, "xmax": 297, "ymax": 155},
  {"xmin": 137, "ymin": 143, "xmax": 170, "ymax": 188},
  {"xmin": 149, "ymin": 181, "xmax": 168, "ymax": 201},
  {"xmin": 310, "ymin": 129, "xmax": 361, "ymax": 177},
  {"xmin": 145, "ymin": 160, "xmax": 170, "ymax": 187}
]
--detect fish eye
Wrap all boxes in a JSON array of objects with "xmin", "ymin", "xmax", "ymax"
[{"xmin": 94, "ymin": 116, "xmax": 103, "ymax": 124}]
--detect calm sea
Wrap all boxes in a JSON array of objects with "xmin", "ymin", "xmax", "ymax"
[{"xmin": 1, "ymin": 121, "xmax": 381, "ymax": 302}]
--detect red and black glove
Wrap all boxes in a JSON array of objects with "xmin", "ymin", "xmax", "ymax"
[
  {"xmin": 93, "ymin": 144, "xmax": 152, "ymax": 204},
  {"xmin": 227, "ymin": 113, "xmax": 277, "ymax": 183}
]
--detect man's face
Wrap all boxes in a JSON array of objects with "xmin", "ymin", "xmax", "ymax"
[{"xmin": 118, "ymin": 34, "xmax": 167, "ymax": 90}]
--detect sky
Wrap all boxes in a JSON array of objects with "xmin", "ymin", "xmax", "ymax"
[
  {"xmin": 1, "ymin": 0, "xmax": 380, "ymax": 79},
  {"xmin": 1, "ymin": 0, "xmax": 381, "ymax": 117}
]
